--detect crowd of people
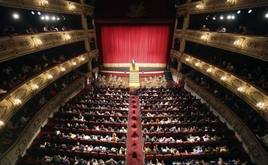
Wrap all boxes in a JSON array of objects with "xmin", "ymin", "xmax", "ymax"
[
  {"xmin": 0, "ymin": 6, "xmax": 85, "ymax": 36},
  {"xmin": 185, "ymin": 41, "xmax": 268, "ymax": 92},
  {"xmin": 182, "ymin": 65, "xmax": 268, "ymax": 150},
  {"xmin": 0, "ymin": 71, "xmax": 82, "ymax": 155},
  {"xmin": 19, "ymin": 87, "xmax": 129, "ymax": 164},
  {"xmin": 188, "ymin": 6, "xmax": 268, "ymax": 36},
  {"xmin": 96, "ymin": 75, "xmax": 129, "ymax": 88},
  {"xmin": 137, "ymin": 87, "xmax": 250, "ymax": 164},
  {"xmin": 0, "ymin": 42, "xmax": 85, "ymax": 96},
  {"xmin": 140, "ymin": 75, "xmax": 167, "ymax": 88}
]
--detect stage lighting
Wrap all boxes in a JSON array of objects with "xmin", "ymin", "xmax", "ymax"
[
  {"xmin": 31, "ymin": 11, "xmax": 35, "ymax": 15},
  {"xmin": 237, "ymin": 10, "xmax": 241, "ymax": 14},
  {"xmin": 227, "ymin": 15, "xmax": 232, "ymax": 20},
  {"xmin": 40, "ymin": 16, "xmax": 45, "ymax": 20},
  {"xmin": 51, "ymin": 16, "xmax": 56, "ymax": 21},
  {"xmin": 37, "ymin": 11, "xmax": 41, "ymax": 15},
  {"xmin": 45, "ymin": 15, "xmax": 50, "ymax": 21},
  {"xmin": 248, "ymin": 9, "xmax": 252, "ymax": 14},
  {"xmin": 265, "ymin": 13, "xmax": 268, "ymax": 18},
  {"xmin": 220, "ymin": 15, "xmax": 224, "ymax": 20},
  {"xmin": 12, "ymin": 13, "xmax": 20, "ymax": 20},
  {"xmin": 231, "ymin": 15, "xmax": 236, "ymax": 19},
  {"xmin": 57, "ymin": 17, "xmax": 60, "ymax": 21},
  {"xmin": 212, "ymin": 17, "xmax": 216, "ymax": 20}
]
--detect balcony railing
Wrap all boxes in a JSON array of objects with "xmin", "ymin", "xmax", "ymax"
[
  {"xmin": 0, "ymin": 0, "xmax": 94, "ymax": 15},
  {"xmin": 0, "ymin": 52, "xmax": 94, "ymax": 128},
  {"xmin": 185, "ymin": 78, "xmax": 268, "ymax": 165},
  {"xmin": 173, "ymin": 51, "xmax": 268, "ymax": 121},
  {"xmin": 176, "ymin": 0, "xmax": 268, "ymax": 15},
  {"xmin": 175, "ymin": 30, "xmax": 268, "ymax": 61},
  {"xmin": 0, "ymin": 30, "xmax": 87, "ymax": 62},
  {"xmin": 0, "ymin": 77, "xmax": 85, "ymax": 165}
]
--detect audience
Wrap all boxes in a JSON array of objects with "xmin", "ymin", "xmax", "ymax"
[
  {"xmin": 140, "ymin": 75, "xmax": 167, "ymax": 88},
  {"xmin": 96, "ymin": 74, "xmax": 129, "ymax": 88},
  {"xmin": 184, "ymin": 41, "xmax": 268, "ymax": 92},
  {"xmin": 0, "ymin": 71, "xmax": 82, "ymax": 155},
  {"xmin": 0, "ymin": 42, "xmax": 86, "ymax": 96},
  {"xmin": 182, "ymin": 65, "xmax": 268, "ymax": 149}
]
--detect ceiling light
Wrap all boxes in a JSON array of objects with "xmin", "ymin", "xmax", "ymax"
[
  {"xmin": 12, "ymin": 13, "xmax": 20, "ymax": 20},
  {"xmin": 31, "ymin": 11, "xmax": 35, "ymax": 15},
  {"xmin": 265, "ymin": 13, "xmax": 268, "ymax": 18},
  {"xmin": 45, "ymin": 15, "xmax": 50, "ymax": 21},
  {"xmin": 248, "ymin": 9, "xmax": 252, "ymax": 14},
  {"xmin": 220, "ymin": 15, "xmax": 224, "ymax": 20},
  {"xmin": 37, "ymin": 11, "xmax": 41, "ymax": 15},
  {"xmin": 212, "ymin": 17, "xmax": 216, "ymax": 20},
  {"xmin": 41, "ymin": 16, "xmax": 45, "ymax": 20},
  {"xmin": 57, "ymin": 17, "xmax": 60, "ymax": 21},
  {"xmin": 51, "ymin": 16, "xmax": 56, "ymax": 21},
  {"xmin": 237, "ymin": 10, "xmax": 241, "ymax": 14}
]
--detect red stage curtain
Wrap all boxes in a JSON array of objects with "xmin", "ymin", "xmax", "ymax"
[{"xmin": 101, "ymin": 25, "xmax": 170, "ymax": 64}]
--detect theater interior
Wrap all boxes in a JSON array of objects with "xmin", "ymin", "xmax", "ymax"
[{"xmin": 0, "ymin": 0, "xmax": 268, "ymax": 165}]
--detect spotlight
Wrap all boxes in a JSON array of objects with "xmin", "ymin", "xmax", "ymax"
[
  {"xmin": 40, "ymin": 16, "xmax": 45, "ymax": 20},
  {"xmin": 237, "ymin": 10, "xmax": 241, "ymax": 14},
  {"xmin": 231, "ymin": 15, "xmax": 236, "ymax": 19},
  {"xmin": 212, "ymin": 17, "xmax": 216, "ymax": 20},
  {"xmin": 57, "ymin": 17, "xmax": 60, "ymax": 21},
  {"xmin": 45, "ymin": 15, "xmax": 50, "ymax": 21},
  {"xmin": 248, "ymin": 9, "xmax": 252, "ymax": 14},
  {"xmin": 12, "ymin": 13, "xmax": 20, "ymax": 20},
  {"xmin": 37, "ymin": 11, "xmax": 41, "ymax": 15},
  {"xmin": 220, "ymin": 15, "xmax": 224, "ymax": 20},
  {"xmin": 265, "ymin": 13, "xmax": 268, "ymax": 18},
  {"xmin": 31, "ymin": 11, "xmax": 35, "ymax": 15},
  {"xmin": 227, "ymin": 15, "xmax": 232, "ymax": 20},
  {"xmin": 51, "ymin": 16, "xmax": 56, "ymax": 21}
]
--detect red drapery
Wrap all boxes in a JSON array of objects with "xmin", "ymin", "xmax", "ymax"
[{"xmin": 101, "ymin": 25, "xmax": 170, "ymax": 65}]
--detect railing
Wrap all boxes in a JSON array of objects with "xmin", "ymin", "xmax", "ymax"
[
  {"xmin": 0, "ymin": 30, "xmax": 87, "ymax": 62},
  {"xmin": 0, "ymin": 77, "xmax": 85, "ymax": 165},
  {"xmin": 175, "ymin": 29, "xmax": 268, "ymax": 61},
  {"xmin": 176, "ymin": 0, "xmax": 268, "ymax": 15},
  {"xmin": 185, "ymin": 78, "xmax": 268, "ymax": 165},
  {"xmin": 174, "ymin": 51, "xmax": 268, "ymax": 121},
  {"xmin": 0, "ymin": 0, "xmax": 94, "ymax": 15},
  {"xmin": 0, "ymin": 52, "xmax": 94, "ymax": 128}
]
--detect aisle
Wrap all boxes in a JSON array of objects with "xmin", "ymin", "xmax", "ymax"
[{"xmin": 126, "ymin": 95, "xmax": 144, "ymax": 165}]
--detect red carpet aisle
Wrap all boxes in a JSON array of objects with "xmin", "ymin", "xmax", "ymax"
[{"xmin": 126, "ymin": 95, "xmax": 144, "ymax": 165}]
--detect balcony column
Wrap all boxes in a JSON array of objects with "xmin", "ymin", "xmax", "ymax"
[
  {"xmin": 80, "ymin": 0, "xmax": 93, "ymax": 72},
  {"xmin": 177, "ymin": 0, "xmax": 191, "ymax": 72}
]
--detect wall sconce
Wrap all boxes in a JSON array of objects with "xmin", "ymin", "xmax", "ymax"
[
  {"xmin": 72, "ymin": 61, "xmax": 77, "ymax": 66},
  {"xmin": 0, "ymin": 120, "xmax": 4, "ymax": 128},
  {"xmin": 256, "ymin": 102, "xmax": 267, "ymax": 110},
  {"xmin": 206, "ymin": 68, "xmax": 213, "ymax": 73},
  {"xmin": 65, "ymin": 34, "xmax": 71, "ymax": 41},
  {"xmin": 237, "ymin": 86, "xmax": 246, "ymax": 93},
  {"xmin": 41, "ymin": 0, "xmax": 49, "ymax": 6},
  {"xmin": 220, "ymin": 76, "xmax": 227, "ymax": 81},
  {"xmin": 226, "ymin": 0, "xmax": 236, "ymax": 5},
  {"xmin": 68, "ymin": 3, "xmax": 76, "ymax": 10},
  {"xmin": 196, "ymin": 4, "xmax": 205, "ymax": 9},
  {"xmin": 60, "ymin": 67, "xmax": 66, "ymax": 72},
  {"xmin": 80, "ymin": 57, "xmax": 85, "ymax": 61},
  {"xmin": 14, "ymin": 98, "xmax": 22, "ymax": 105},
  {"xmin": 33, "ymin": 38, "xmax": 43, "ymax": 47},
  {"xmin": 195, "ymin": 62, "xmax": 200, "ymax": 67},
  {"xmin": 31, "ymin": 84, "xmax": 39, "ymax": 90},
  {"xmin": 200, "ymin": 33, "xmax": 210, "ymax": 42},
  {"xmin": 233, "ymin": 38, "xmax": 245, "ymax": 48},
  {"xmin": 47, "ymin": 74, "xmax": 53, "ymax": 80}
]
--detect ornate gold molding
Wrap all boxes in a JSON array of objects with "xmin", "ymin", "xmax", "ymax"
[
  {"xmin": 185, "ymin": 78, "xmax": 268, "ymax": 165},
  {"xmin": 0, "ymin": 0, "xmax": 94, "ymax": 15},
  {"xmin": 0, "ymin": 30, "xmax": 87, "ymax": 62},
  {"xmin": 176, "ymin": 0, "xmax": 268, "ymax": 15},
  {"xmin": 176, "ymin": 52, "xmax": 268, "ymax": 121},
  {"xmin": 0, "ymin": 52, "xmax": 93, "ymax": 128},
  {"xmin": 103, "ymin": 63, "xmax": 166, "ymax": 68},
  {"xmin": 175, "ymin": 30, "xmax": 268, "ymax": 62},
  {"xmin": 0, "ymin": 77, "xmax": 85, "ymax": 165}
]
